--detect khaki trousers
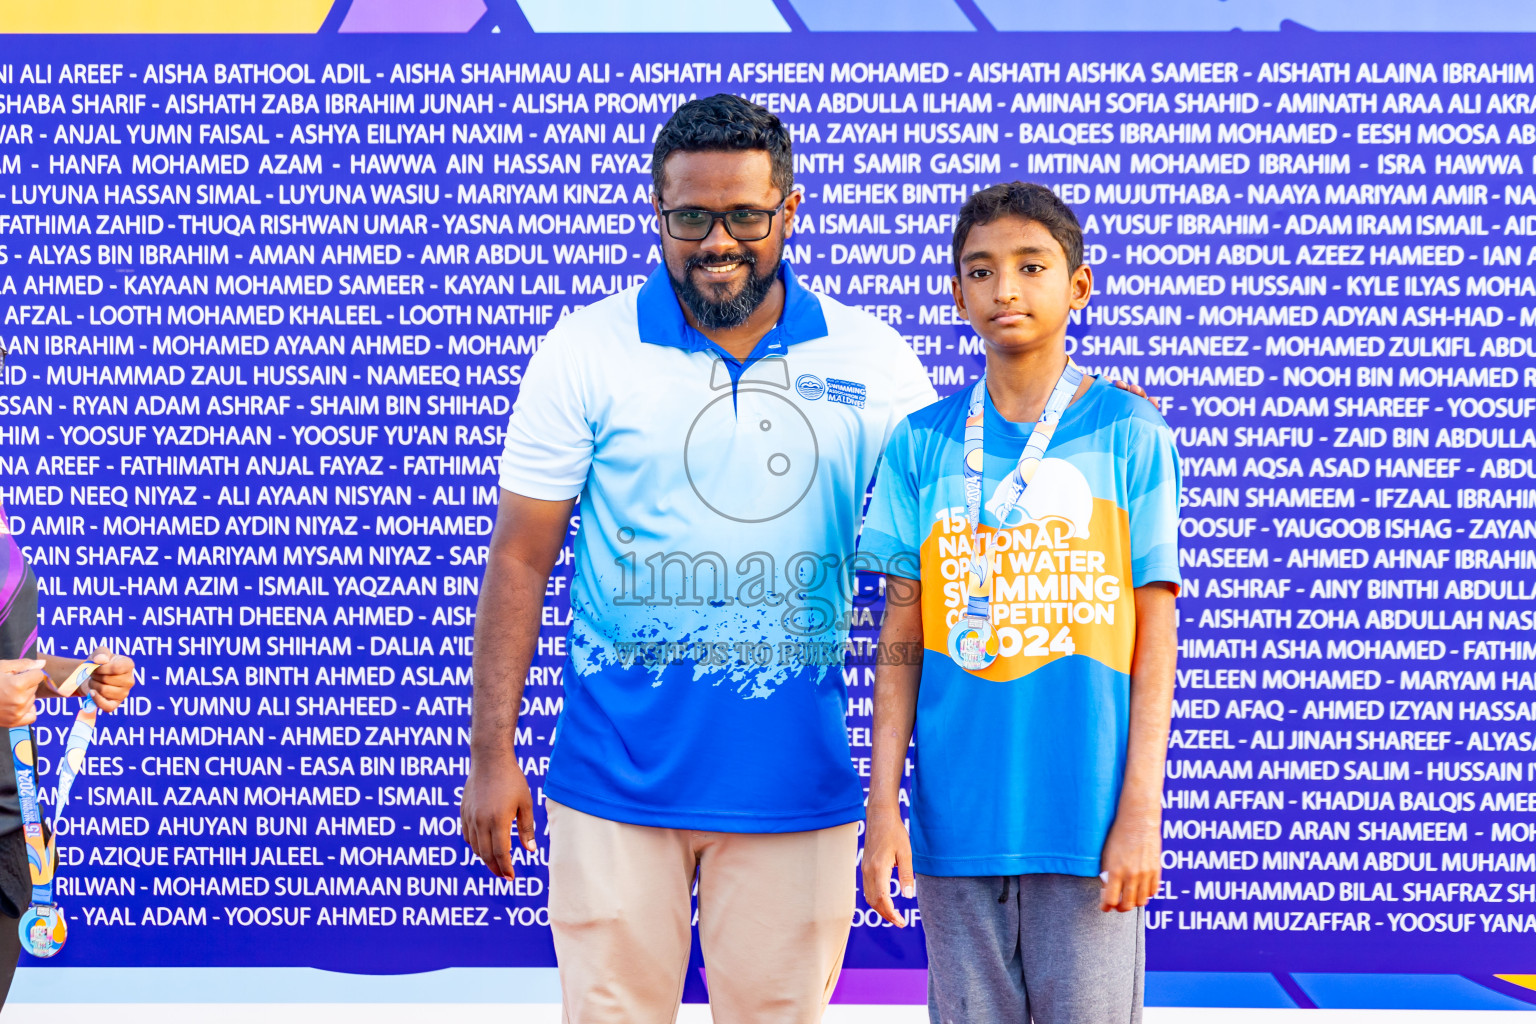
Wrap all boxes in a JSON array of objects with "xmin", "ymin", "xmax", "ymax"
[{"xmin": 547, "ymin": 799, "xmax": 858, "ymax": 1024}]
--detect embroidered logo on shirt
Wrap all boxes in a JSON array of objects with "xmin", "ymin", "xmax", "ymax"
[
  {"xmin": 794, "ymin": 374, "xmax": 825, "ymax": 401},
  {"xmin": 825, "ymin": 377, "xmax": 867, "ymax": 409}
]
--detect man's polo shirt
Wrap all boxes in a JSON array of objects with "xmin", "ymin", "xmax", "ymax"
[{"xmin": 499, "ymin": 262, "xmax": 937, "ymax": 832}]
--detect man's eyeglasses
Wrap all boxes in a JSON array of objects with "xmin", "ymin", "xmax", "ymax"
[{"xmin": 660, "ymin": 196, "xmax": 788, "ymax": 242}]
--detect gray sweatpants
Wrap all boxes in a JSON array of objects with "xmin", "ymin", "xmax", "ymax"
[{"xmin": 917, "ymin": 873, "xmax": 1144, "ymax": 1024}]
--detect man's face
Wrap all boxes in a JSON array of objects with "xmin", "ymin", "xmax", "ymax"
[
  {"xmin": 653, "ymin": 150, "xmax": 800, "ymax": 329},
  {"xmin": 952, "ymin": 216, "xmax": 1092, "ymax": 356}
]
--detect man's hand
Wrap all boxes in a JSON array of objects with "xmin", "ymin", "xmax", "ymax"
[
  {"xmin": 1099, "ymin": 810, "xmax": 1161, "ymax": 912},
  {"xmin": 861, "ymin": 808, "xmax": 915, "ymax": 926},
  {"xmin": 461, "ymin": 753, "xmax": 537, "ymax": 880},
  {"xmin": 1111, "ymin": 379, "xmax": 1160, "ymax": 410},
  {"xmin": 0, "ymin": 659, "xmax": 45, "ymax": 728},
  {"xmin": 83, "ymin": 647, "xmax": 135, "ymax": 712}
]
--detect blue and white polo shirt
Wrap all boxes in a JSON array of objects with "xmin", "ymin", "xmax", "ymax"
[{"xmin": 499, "ymin": 262, "xmax": 937, "ymax": 832}]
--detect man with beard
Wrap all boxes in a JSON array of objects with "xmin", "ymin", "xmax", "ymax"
[{"xmin": 461, "ymin": 94, "xmax": 937, "ymax": 1022}]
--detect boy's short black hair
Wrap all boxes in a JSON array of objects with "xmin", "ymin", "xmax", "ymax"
[
  {"xmin": 652, "ymin": 93, "xmax": 794, "ymax": 202},
  {"xmin": 951, "ymin": 182, "xmax": 1084, "ymax": 272}
]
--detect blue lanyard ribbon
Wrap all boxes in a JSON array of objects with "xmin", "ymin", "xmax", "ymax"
[
  {"xmin": 959, "ymin": 360, "xmax": 1085, "ymax": 626},
  {"xmin": 13, "ymin": 662, "xmax": 100, "ymax": 958}
]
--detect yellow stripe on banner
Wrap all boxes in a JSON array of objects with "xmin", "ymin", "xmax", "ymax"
[
  {"xmin": 1496, "ymin": 975, "xmax": 1536, "ymax": 991},
  {"xmin": 0, "ymin": 0, "xmax": 333, "ymax": 33}
]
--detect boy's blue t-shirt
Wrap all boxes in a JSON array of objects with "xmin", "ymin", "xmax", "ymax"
[{"xmin": 861, "ymin": 375, "xmax": 1182, "ymax": 876}]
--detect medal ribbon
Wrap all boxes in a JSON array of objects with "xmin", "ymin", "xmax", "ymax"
[
  {"xmin": 958, "ymin": 360, "xmax": 1086, "ymax": 632},
  {"xmin": 11, "ymin": 662, "xmax": 100, "ymax": 957}
]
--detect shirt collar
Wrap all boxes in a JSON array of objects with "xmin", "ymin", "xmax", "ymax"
[{"xmin": 636, "ymin": 260, "xmax": 828, "ymax": 355}]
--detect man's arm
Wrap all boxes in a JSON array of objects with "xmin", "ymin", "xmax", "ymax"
[
  {"xmin": 461, "ymin": 489, "xmax": 576, "ymax": 879},
  {"xmin": 861, "ymin": 573, "xmax": 923, "ymax": 926},
  {"xmin": 1100, "ymin": 581, "xmax": 1178, "ymax": 911}
]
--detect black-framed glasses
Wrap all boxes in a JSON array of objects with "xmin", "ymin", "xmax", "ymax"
[{"xmin": 660, "ymin": 196, "xmax": 788, "ymax": 242}]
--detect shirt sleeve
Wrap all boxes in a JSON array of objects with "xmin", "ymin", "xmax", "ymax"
[
  {"xmin": 859, "ymin": 417, "xmax": 923, "ymax": 581},
  {"xmin": 885, "ymin": 342, "xmax": 939, "ymax": 442},
  {"xmin": 1127, "ymin": 418, "xmax": 1183, "ymax": 591},
  {"xmin": 498, "ymin": 327, "xmax": 594, "ymax": 501}
]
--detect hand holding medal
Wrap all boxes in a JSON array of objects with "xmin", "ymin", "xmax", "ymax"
[
  {"xmin": 12, "ymin": 651, "xmax": 136, "ymax": 959},
  {"xmin": 73, "ymin": 648, "xmax": 136, "ymax": 713}
]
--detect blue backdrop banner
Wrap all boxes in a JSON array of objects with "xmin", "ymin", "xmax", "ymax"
[{"xmin": 1, "ymin": 3, "xmax": 1535, "ymax": 1003}]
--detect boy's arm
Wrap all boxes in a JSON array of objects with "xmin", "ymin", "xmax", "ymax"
[
  {"xmin": 1100, "ymin": 581, "xmax": 1178, "ymax": 912},
  {"xmin": 862, "ymin": 573, "xmax": 924, "ymax": 927}
]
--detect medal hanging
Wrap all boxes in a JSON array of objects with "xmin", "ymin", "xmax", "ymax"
[
  {"xmin": 947, "ymin": 360, "xmax": 1085, "ymax": 672},
  {"xmin": 14, "ymin": 661, "xmax": 101, "ymax": 958}
]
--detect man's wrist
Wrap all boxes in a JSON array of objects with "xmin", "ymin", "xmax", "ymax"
[{"xmin": 470, "ymin": 738, "xmax": 520, "ymax": 762}]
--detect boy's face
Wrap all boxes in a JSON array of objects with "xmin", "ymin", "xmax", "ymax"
[{"xmin": 951, "ymin": 216, "xmax": 1092, "ymax": 357}]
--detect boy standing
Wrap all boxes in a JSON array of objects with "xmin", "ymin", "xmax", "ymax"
[{"xmin": 860, "ymin": 183, "xmax": 1181, "ymax": 1023}]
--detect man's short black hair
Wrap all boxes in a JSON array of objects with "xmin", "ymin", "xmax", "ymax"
[
  {"xmin": 652, "ymin": 93, "xmax": 794, "ymax": 202},
  {"xmin": 951, "ymin": 182, "xmax": 1084, "ymax": 272}
]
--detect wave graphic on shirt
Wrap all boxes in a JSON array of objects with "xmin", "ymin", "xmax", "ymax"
[
  {"xmin": 924, "ymin": 455, "xmax": 1135, "ymax": 682},
  {"xmin": 568, "ymin": 601, "xmax": 837, "ymax": 701},
  {"xmin": 986, "ymin": 457, "xmax": 1094, "ymax": 540}
]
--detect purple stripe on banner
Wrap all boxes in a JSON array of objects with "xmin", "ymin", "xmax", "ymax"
[
  {"xmin": 829, "ymin": 969, "xmax": 927, "ymax": 1004},
  {"xmin": 339, "ymin": 0, "xmax": 486, "ymax": 32}
]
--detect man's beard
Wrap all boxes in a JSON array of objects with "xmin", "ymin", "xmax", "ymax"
[{"xmin": 669, "ymin": 248, "xmax": 778, "ymax": 330}]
